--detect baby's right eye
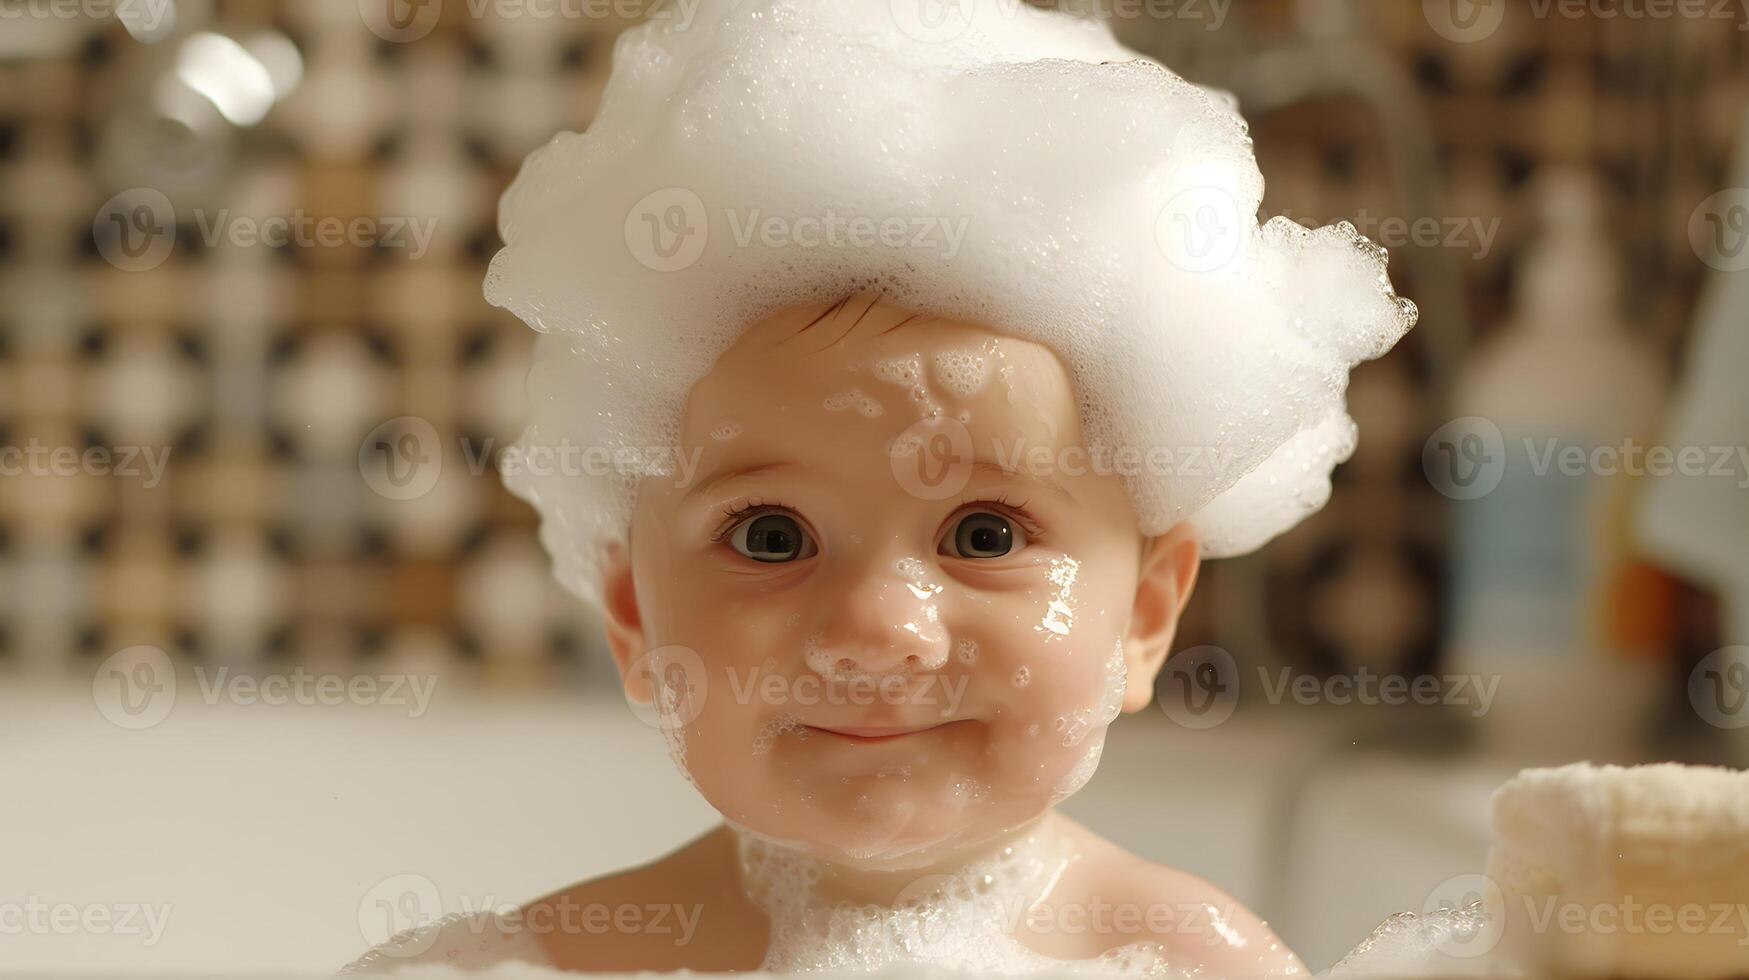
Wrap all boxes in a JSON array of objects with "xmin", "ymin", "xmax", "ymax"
[{"xmin": 728, "ymin": 512, "xmax": 817, "ymax": 563}]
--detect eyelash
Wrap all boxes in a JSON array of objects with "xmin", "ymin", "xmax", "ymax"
[
  {"xmin": 709, "ymin": 497, "xmax": 785, "ymax": 544},
  {"xmin": 707, "ymin": 494, "xmax": 1046, "ymax": 545},
  {"xmin": 951, "ymin": 493, "xmax": 1045, "ymax": 540}
]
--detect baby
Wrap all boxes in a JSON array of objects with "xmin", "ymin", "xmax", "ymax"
[{"xmin": 348, "ymin": 0, "xmax": 1414, "ymax": 974}]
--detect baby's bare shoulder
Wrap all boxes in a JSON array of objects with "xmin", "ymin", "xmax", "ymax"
[
  {"xmin": 1045, "ymin": 826, "xmax": 1307, "ymax": 976},
  {"xmin": 520, "ymin": 825, "xmax": 768, "ymax": 972}
]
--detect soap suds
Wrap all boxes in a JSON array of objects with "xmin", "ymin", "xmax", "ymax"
[
  {"xmin": 487, "ymin": 0, "xmax": 1416, "ymax": 612},
  {"xmin": 736, "ymin": 828, "xmax": 1187, "ymax": 975}
]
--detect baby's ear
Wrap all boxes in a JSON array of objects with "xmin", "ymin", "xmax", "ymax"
[
  {"xmin": 1120, "ymin": 522, "xmax": 1201, "ymax": 712},
  {"xmin": 600, "ymin": 538, "xmax": 653, "ymax": 703}
]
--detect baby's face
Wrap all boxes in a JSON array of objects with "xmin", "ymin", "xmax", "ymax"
[{"xmin": 609, "ymin": 296, "xmax": 1193, "ymax": 868}]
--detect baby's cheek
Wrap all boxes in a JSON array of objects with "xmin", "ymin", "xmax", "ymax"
[{"xmin": 982, "ymin": 564, "xmax": 1131, "ymax": 795}]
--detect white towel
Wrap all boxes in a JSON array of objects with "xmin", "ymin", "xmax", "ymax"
[{"xmin": 1485, "ymin": 762, "xmax": 1749, "ymax": 978}]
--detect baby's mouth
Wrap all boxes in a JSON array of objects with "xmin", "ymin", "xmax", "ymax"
[{"xmin": 805, "ymin": 720, "xmax": 965, "ymax": 744}]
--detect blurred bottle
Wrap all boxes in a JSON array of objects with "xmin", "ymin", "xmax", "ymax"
[{"xmin": 1446, "ymin": 169, "xmax": 1669, "ymax": 763}]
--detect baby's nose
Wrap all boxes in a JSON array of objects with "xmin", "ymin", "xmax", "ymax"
[{"xmin": 810, "ymin": 560, "xmax": 950, "ymax": 678}]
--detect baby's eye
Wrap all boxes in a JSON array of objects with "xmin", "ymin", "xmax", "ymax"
[
  {"xmin": 941, "ymin": 511, "xmax": 1027, "ymax": 559},
  {"xmin": 728, "ymin": 512, "xmax": 818, "ymax": 563}
]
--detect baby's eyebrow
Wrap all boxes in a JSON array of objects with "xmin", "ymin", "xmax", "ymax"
[
  {"xmin": 684, "ymin": 460, "xmax": 802, "ymax": 502},
  {"xmin": 966, "ymin": 459, "xmax": 1078, "ymax": 504},
  {"xmin": 683, "ymin": 458, "xmax": 1077, "ymax": 504}
]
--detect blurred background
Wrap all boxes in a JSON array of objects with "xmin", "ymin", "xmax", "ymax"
[{"xmin": 1, "ymin": 0, "xmax": 1746, "ymax": 973}]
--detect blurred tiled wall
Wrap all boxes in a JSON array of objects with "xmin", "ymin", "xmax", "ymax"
[{"xmin": 0, "ymin": 0, "xmax": 1741, "ymax": 686}]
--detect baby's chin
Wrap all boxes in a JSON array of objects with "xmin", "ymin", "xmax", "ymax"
[{"xmin": 723, "ymin": 770, "xmax": 1061, "ymax": 870}]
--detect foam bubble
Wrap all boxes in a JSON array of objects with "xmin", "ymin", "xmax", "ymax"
[
  {"xmin": 871, "ymin": 355, "xmax": 942, "ymax": 420},
  {"xmin": 1055, "ymin": 641, "xmax": 1127, "ymax": 747},
  {"xmin": 488, "ymin": 0, "xmax": 1417, "ymax": 607},
  {"xmin": 1037, "ymin": 556, "xmax": 1079, "ymax": 640},
  {"xmin": 753, "ymin": 713, "xmax": 808, "ymax": 756},
  {"xmin": 736, "ymin": 827, "xmax": 1187, "ymax": 975},
  {"xmin": 823, "ymin": 387, "xmax": 884, "ymax": 417},
  {"xmin": 934, "ymin": 344, "xmax": 995, "ymax": 397},
  {"xmin": 1051, "ymin": 736, "xmax": 1104, "ymax": 801}
]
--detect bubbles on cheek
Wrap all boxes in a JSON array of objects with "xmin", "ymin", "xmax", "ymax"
[
  {"xmin": 1011, "ymin": 667, "xmax": 1030, "ymax": 688},
  {"xmin": 823, "ymin": 387, "xmax": 884, "ymax": 417},
  {"xmin": 948, "ymin": 776, "xmax": 992, "ymax": 808},
  {"xmin": 894, "ymin": 557, "xmax": 949, "ymax": 664},
  {"xmin": 954, "ymin": 639, "xmax": 979, "ymax": 665},
  {"xmin": 1049, "ymin": 735, "xmax": 1105, "ymax": 802},
  {"xmin": 1051, "ymin": 640, "xmax": 1127, "ymax": 747},
  {"xmin": 709, "ymin": 418, "xmax": 745, "ymax": 441},
  {"xmin": 653, "ymin": 682, "xmax": 698, "ymax": 788},
  {"xmin": 1041, "ymin": 646, "xmax": 1126, "ymax": 804},
  {"xmin": 753, "ymin": 713, "xmax": 809, "ymax": 756},
  {"xmin": 1036, "ymin": 556, "xmax": 1079, "ymax": 640}
]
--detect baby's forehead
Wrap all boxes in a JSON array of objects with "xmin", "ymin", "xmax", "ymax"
[{"xmin": 683, "ymin": 298, "xmax": 1077, "ymax": 432}]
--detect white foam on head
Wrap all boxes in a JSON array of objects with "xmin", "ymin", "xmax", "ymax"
[{"xmin": 488, "ymin": 0, "xmax": 1417, "ymax": 606}]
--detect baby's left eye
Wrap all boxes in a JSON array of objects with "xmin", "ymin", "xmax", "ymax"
[{"xmin": 940, "ymin": 511, "xmax": 1027, "ymax": 559}]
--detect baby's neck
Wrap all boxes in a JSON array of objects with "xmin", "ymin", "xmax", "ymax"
[
  {"xmin": 729, "ymin": 813, "xmax": 1085, "ymax": 972},
  {"xmin": 731, "ymin": 811, "xmax": 1067, "ymax": 906}
]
